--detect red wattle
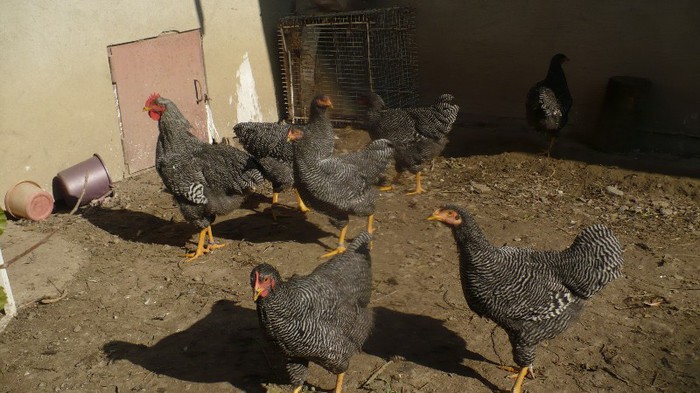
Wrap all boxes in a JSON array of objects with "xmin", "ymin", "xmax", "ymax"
[{"xmin": 148, "ymin": 111, "xmax": 161, "ymax": 121}]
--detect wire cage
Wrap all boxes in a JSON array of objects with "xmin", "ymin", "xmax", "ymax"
[{"xmin": 278, "ymin": 7, "xmax": 419, "ymax": 125}]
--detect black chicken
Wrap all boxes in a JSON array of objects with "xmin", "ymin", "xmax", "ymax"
[
  {"xmin": 233, "ymin": 120, "xmax": 310, "ymax": 219},
  {"xmin": 526, "ymin": 53, "xmax": 573, "ymax": 156},
  {"xmin": 359, "ymin": 92, "xmax": 459, "ymax": 194},
  {"xmin": 428, "ymin": 205, "xmax": 623, "ymax": 393},
  {"xmin": 251, "ymin": 231, "xmax": 374, "ymax": 393},
  {"xmin": 144, "ymin": 94, "xmax": 264, "ymax": 261},
  {"xmin": 288, "ymin": 95, "xmax": 393, "ymax": 258}
]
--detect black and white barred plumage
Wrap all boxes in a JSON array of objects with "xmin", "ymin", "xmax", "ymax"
[
  {"xmin": 526, "ymin": 53, "xmax": 573, "ymax": 140},
  {"xmin": 233, "ymin": 121, "xmax": 294, "ymax": 194},
  {"xmin": 435, "ymin": 204, "xmax": 623, "ymax": 368},
  {"xmin": 152, "ymin": 96, "xmax": 264, "ymax": 230},
  {"xmin": 291, "ymin": 95, "xmax": 393, "ymax": 229},
  {"xmin": 361, "ymin": 92, "xmax": 459, "ymax": 175},
  {"xmin": 251, "ymin": 231, "xmax": 374, "ymax": 388}
]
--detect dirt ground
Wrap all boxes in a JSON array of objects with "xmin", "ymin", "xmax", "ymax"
[{"xmin": 1, "ymin": 122, "xmax": 699, "ymax": 393}]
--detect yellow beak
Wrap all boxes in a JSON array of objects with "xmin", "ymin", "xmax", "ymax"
[
  {"xmin": 143, "ymin": 106, "xmax": 150, "ymax": 112},
  {"xmin": 427, "ymin": 208, "xmax": 445, "ymax": 221},
  {"xmin": 286, "ymin": 135, "xmax": 292, "ymax": 142},
  {"xmin": 253, "ymin": 287, "xmax": 264, "ymax": 301}
]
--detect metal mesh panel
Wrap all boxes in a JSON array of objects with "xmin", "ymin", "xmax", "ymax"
[{"xmin": 278, "ymin": 7, "xmax": 418, "ymax": 125}]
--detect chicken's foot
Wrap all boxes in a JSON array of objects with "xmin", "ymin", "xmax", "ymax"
[
  {"xmin": 205, "ymin": 226, "xmax": 227, "ymax": 251},
  {"xmin": 334, "ymin": 372, "xmax": 345, "ymax": 393},
  {"xmin": 498, "ymin": 364, "xmax": 535, "ymax": 378},
  {"xmin": 292, "ymin": 386, "xmax": 302, "ymax": 393},
  {"xmin": 544, "ymin": 135, "xmax": 557, "ymax": 157},
  {"xmin": 184, "ymin": 226, "xmax": 226, "ymax": 262},
  {"xmin": 378, "ymin": 172, "xmax": 402, "ymax": 191},
  {"xmin": 406, "ymin": 172, "xmax": 427, "ymax": 195},
  {"xmin": 321, "ymin": 224, "xmax": 347, "ymax": 258},
  {"xmin": 510, "ymin": 366, "xmax": 531, "ymax": 393},
  {"xmin": 184, "ymin": 228, "xmax": 208, "ymax": 262},
  {"xmin": 270, "ymin": 192, "xmax": 284, "ymax": 220},
  {"xmin": 295, "ymin": 188, "xmax": 310, "ymax": 213},
  {"xmin": 367, "ymin": 215, "xmax": 375, "ymax": 249}
]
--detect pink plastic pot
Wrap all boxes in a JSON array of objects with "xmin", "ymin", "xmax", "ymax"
[
  {"xmin": 54, "ymin": 154, "xmax": 112, "ymax": 207},
  {"xmin": 4, "ymin": 180, "xmax": 54, "ymax": 221}
]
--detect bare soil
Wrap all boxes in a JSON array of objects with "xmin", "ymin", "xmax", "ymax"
[{"xmin": 1, "ymin": 123, "xmax": 699, "ymax": 393}]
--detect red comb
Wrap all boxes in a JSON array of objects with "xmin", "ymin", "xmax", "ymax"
[{"xmin": 145, "ymin": 92, "xmax": 160, "ymax": 106}]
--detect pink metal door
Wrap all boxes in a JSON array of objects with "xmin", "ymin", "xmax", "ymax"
[{"xmin": 109, "ymin": 29, "xmax": 208, "ymax": 174}]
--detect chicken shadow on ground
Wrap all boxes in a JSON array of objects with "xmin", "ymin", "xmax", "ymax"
[
  {"xmin": 102, "ymin": 299, "xmax": 283, "ymax": 393},
  {"xmin": 364, "ymin": 306, "xmax": 503, "ymax": 392},
  {"xmin": 213, "ymin": 207, "xmax": 336, "ymax": 248},
  {"xmin": 79, "ymin": 204, "xmax": 334, "ymax": 249},
  {"xmin": 445, "ymin": 122, "xmax": 700, "ymax": 179},
  {"xmin": 80, "ymin": 207, "xmax": 193, "ymax": 247}
]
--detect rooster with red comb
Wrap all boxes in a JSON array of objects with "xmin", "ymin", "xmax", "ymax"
[{"xmin": 144, "ymin": 93, "xmax": 265, "ymax": 261}]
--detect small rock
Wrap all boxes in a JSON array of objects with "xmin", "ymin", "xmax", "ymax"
[
  {"xmin": 193, "ymin": 276, "xmax": 202, "ymax": 282},
  {"xmin": 660, "ymin": 208, "xmax": 674, "ymax": 216},
  {"xmin": 470, "ymin": 181, "xmax": 492, "ymax": 193},
  {"xmin": 73, "ymin": 325, "xmax": 82, "ymax": 333},
  {"xmin": 652, "ymin": 200, "xmax": 670, "ymax": 209},
  {"xmin": 605, "ymin": 186, "xmax": 624, "ymax": 197}
]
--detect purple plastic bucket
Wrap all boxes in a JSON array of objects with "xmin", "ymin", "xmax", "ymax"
[{"xmin": 55, "ymin": 154, "xmax": 112, "ymax": 207}]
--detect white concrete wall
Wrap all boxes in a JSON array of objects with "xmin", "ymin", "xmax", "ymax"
[{"xmin": 0, "ymin": 0, "xmax": 288, "ymax": 209}]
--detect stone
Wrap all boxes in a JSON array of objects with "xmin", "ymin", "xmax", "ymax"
[{"xmin": 605, "ymin": 186, "xmax": 624, "ymax": 197}]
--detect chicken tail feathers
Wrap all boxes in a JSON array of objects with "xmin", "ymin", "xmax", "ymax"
[
  {"xmin": 564, "ymin": 224, "xmax": 624, "ymax": 298},
  {"xmin": 346, "ymin": 231, "xmax": 372, "ymax": 256}
]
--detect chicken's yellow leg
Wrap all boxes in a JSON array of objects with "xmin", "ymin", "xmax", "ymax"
[
  {"xmin": 406, "ymin": 172, "xmax": 426, "ymax": 195},
  {"xmin": 379, "ymin": 172, "xmax": 402, "ymax": 191},
  {"xmin": 546, "ymin": 135, "xmax": 556, "ymax": 157},
  {"xmin": 292, "ymin": 386, "xmax": 302, "ymax": 393},
  {"xmin": 205, "ymin": 226, "xmax": 226, "ymax": 251},
  {"xmin": 271, "ymin": 192, "xmax": 281, "ymax": 220},
  {"xmin": 295, "ymin": 188, "xmax": 310, "ymax": 213},
  {"xmin": 511, "ymin": 366, "xmax": 530, "ymax": 393},
  {"xmin": 367, "ymin": 214, "xmax": 375, "ymax": 249},
  {"xmin": 334, "ymin": 372, "xmax": 345, "ymax": 393},
  {"xmin": 321, "ymin": 224, "xmax": 348, "ymax": 258},
  {"xmin": 184, "ymin": 228, "xmax": 208, "ymax": 261}
]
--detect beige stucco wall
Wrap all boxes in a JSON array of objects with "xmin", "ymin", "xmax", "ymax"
[{"xmin": 0, "ymin": 0, "xmax": 287, "ymax": 210}]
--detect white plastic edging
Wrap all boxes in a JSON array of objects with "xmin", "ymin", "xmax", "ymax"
[{"xmin": 0, "ymin": 247, "xmax": 18, "ymax": 333}]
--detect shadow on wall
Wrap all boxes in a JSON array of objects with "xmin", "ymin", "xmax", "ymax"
[
  {"xmin": 258, "ymin": 0, "xmax": 296, "ymax": 118},
  {"xmin": 194, "ymin": 0, "xmax": 205, "ymax": 35}
]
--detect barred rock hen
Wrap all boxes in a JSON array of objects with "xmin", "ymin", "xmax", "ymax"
[
  {"xmin": 233, "ymin": 120, "xmax": 309, "ymax": 218},
  {"xmin": 360, "ymin": 92, "xmax": 459, "ymax": 194},
  {"xmin": 428, "ymin": 205, "xmax": 623, "ymax": 393},
  {"xmin": 526, "ymin": 53, "xmax": 573, "ymax": 156},
  {"xmin": 144, "ymin": 94, "xmax": 264, "ymax": 261},
  {"xmin": 288, "ymin": 97, "xmax": 393, "ymax": 257},
  {"xmin": 251, "ymin": 231, "xmax": 374, "ymax": 393}
]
